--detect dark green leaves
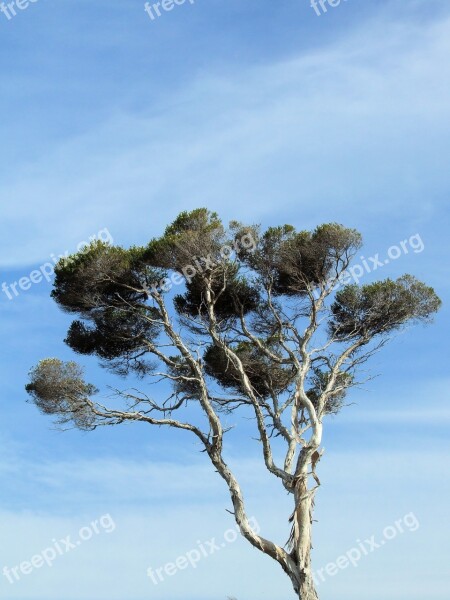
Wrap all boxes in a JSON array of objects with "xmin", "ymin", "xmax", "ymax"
[
  {"xmin": 307, "ymin": 369, "xmax": 353, "ymax": 415},
  {"xmin": 30, "ymin": 209, "xmax": 442, "ymax": 423},
  {"xmin": 330, "ymin": 275, "xmax": 442, "ymax": 340},
  {"xmin": 174, "ymin": 267, "xmax": 260, "ymax": 322},
  {"xmin": 52, "ymin": 242, "xmax": 158, "ymax": 315},
  {"xmin": 238, "ymin": 223, "xmax": 362, "ymax": 296},
  {"xmin": 65, "ymin": 306, "xmax": 160, "ymax": 375},
  {"xmin": 51, "ymin": 242, "xmax": 163, "ymax": 375},
  {"xmin": 204, "ymin": 343, "xmax": 295, "ymax": 399},
  {"xmin": 145, "ymin": 208, "xmax": 226, "ymax": 273}
]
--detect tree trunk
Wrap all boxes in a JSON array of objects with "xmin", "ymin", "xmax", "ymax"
[
  {"xmin": 290, "ymin": 443, "xmax": 322, "ymax": 600},
  {"xmin": 298, "ymin": 576, "xmax": 319, "ymax": 600}
]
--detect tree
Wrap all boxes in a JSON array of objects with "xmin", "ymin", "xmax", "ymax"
[{"xmin": 26, "ymin": 209, "xmax": 441, "ymax": 599}]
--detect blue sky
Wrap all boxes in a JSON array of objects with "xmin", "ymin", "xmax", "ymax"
[{"xmin": 1, "ymin": 1, "xmax": 449, "ymax": 599}]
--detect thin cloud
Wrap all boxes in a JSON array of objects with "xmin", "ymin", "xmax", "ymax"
[{"xmin": 1, "ymin": 12, "xmax": 450, "ymax": 267}]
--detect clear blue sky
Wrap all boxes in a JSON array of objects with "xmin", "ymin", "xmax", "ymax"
[{"xmin": 0, "ymin": 1, "xmax": 449, "ymax": 599}]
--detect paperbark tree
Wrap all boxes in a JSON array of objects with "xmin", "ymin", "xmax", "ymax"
[{"xmin": 26, "ymin": 209, "xmax": 441, "ymax": 599}]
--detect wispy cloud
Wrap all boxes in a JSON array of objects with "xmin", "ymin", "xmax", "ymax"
[
  {"xmin": 1, "ymin": 439, "xmax": 449, "ymax": 600},
  {"xmin": 1, "ymin": 11, "xmax": 450, "ymax": 268},
  {"xmin": 1, "ymin": 5, "xmax": 449, "ymax": 599}
]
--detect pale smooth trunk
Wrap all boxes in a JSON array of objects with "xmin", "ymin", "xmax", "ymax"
[{"xmin": 291, "ymin": 478, "xmax": 319, "ymax": 599}]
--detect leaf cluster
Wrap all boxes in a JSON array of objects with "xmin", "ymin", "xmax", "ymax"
[{"xmin": 26, "ymin": 359, "xmax": 97, "ymax": 430}]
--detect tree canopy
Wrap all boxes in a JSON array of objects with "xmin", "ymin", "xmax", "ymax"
[{"xmin": 26, "ymin": 208, "xmax": 441, "ymax": 599}]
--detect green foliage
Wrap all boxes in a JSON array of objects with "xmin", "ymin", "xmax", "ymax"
[
  {"xmin": 145, "ymin": 208, "xmax": 226, "ymax": 272},
  {"xmin": 143, "ymin": 209, "xmax": 261, "ymax": 323},
  {"xmin": 204, "ymin": 343, "xmax": 295, "ymax": 398},
  {"xmin": 65, "ymin": 306, "xmax": 159, "ymax": 375},
  {"xmin": 307, "ymin": 369, "xmax": 354, "ymax": 415},
  {"xmin": 52, "ymin": 241, "xmax": 159, "ymax": 315},
  {"xmin": 167, "ymin": 356, "xmax": 202, "ymax": 399},
  {"xmin": 174, "ymin": 266, "xmax": 260, "ymax": 322},
  {"xmin": 51, "ymin": 241, "xmax": 163, "ymax": 375},
  {"xmin": 25, "ymin": 209, "xmax": 442, "ymax": 427},
  {"xmin": 26, "ymin": 359, "xmax": 97, "ymax": 430},
  {"xmin": 238, "ymin": 223, "xmax": 362, "ymax": 296},
  {"xmin": 330, "ymin": 275, "xmax": 442, "ymax": 340},
  {"xmin": 163, "ymin": 208, "xmax": 222, "ymax": 237}
]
